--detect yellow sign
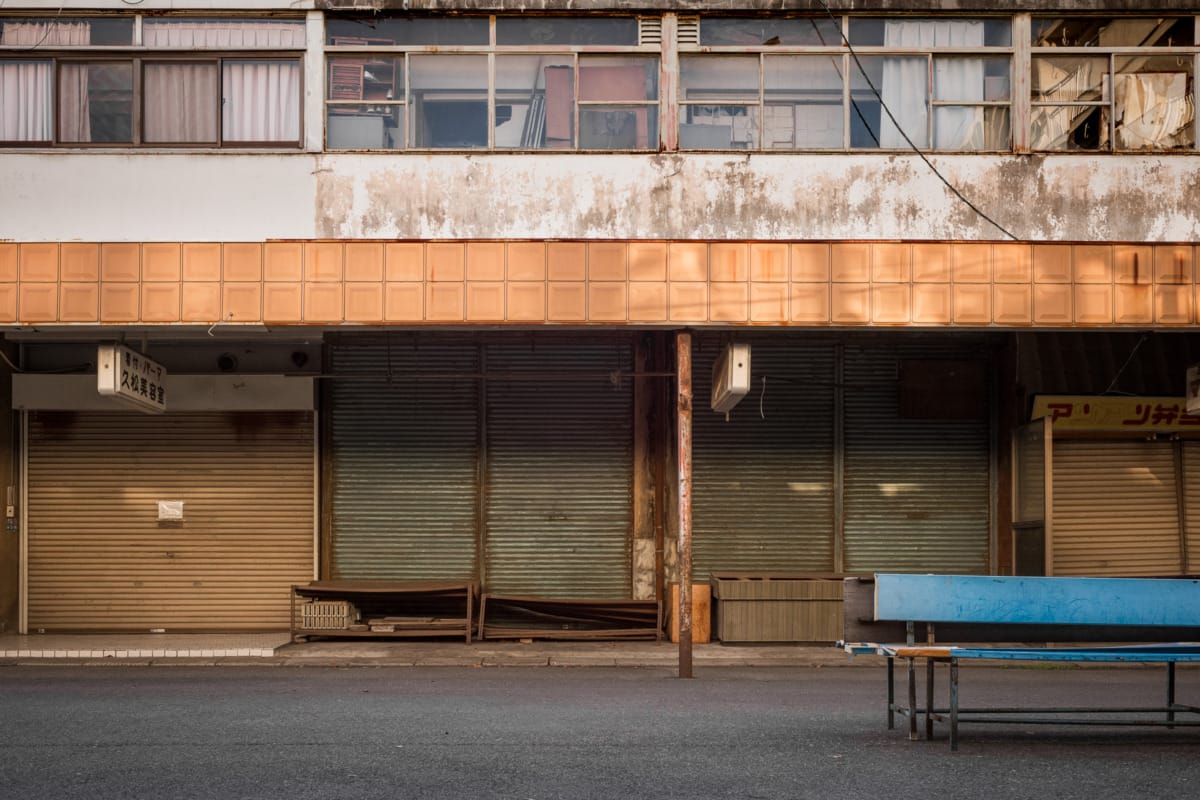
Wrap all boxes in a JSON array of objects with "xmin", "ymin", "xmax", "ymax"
[{"xmin": 1031, "ymin": 395, "xmax": 1200, "ymax": 432}]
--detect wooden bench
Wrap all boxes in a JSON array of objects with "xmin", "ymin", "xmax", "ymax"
[{"xmin": 843, "ymin": 573, "xmax": 1200, "ymax": 750}]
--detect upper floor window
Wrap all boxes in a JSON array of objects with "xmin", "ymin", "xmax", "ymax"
[
  {"xmin": 325, "ymin": 15, "xmax": 658, "ymax": 151},
  {"xmin": 1031, "ymin": 17, "xmax": 1197, "ymax": 151},
  {"xmin": 680, "ymin": 16, "xmax": 1012, "ymax": 152},
  {"xmin": 0, "ymin": 16, "xmax": 304, "ymax": 147}
]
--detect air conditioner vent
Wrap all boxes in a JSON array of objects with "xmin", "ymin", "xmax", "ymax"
[
  {"xmin": 638, "ymin": 17, "xmax": 662, "ymax": 46},
  {"xmin": 677, "ymin": 16, "xmax": 700, "ymax": 46}
]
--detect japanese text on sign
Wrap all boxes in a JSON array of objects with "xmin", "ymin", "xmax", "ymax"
[
  {"xmin": 1031, "ymin": 395, "xmax": 1200, "ymax": 432},
  {"xmin": 97, "ymin": 344, "xmax": 167, "ymax": 414}
]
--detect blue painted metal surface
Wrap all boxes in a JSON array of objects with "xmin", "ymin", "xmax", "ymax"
[
  {"xmin": 874, "ymin": 573, "xmax": 1200, "ymax": 627},
  {"xmin": 880, "ymin": 643, "xmax": 1200, "ymax": 662}
]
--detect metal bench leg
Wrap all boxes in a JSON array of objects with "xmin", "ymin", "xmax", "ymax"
[
  {"xmin": 950, "ymin": 658, "xmax": 959, "ymax": 752},
  {"xmin": 1168, "ymin": 661, "xmax": 1177, "ymax": 727},
  {"xmin": 887, "ymin": 657, "xmax": 895, "ymax": 730},
  {"xmin": 926, "ymin": 656, "xmax": 935, "ymax": 740},
  {"xmin": 908, "ymin": 657, "xmax": 918, "ymax": 741}
]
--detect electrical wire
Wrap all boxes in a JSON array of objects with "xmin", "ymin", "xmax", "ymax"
[
  {"xmin": 812, "ymin": 0, "xmax": 1019, "ymax": 240},
  {"xmin": 1103, "ymin": 333, "xmax": 1149, "ymax": 395}
]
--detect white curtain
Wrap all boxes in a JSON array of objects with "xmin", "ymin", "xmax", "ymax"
[
  {"xmin": 222, "ymin": 61, "xmax": 300, "ymax": 142},
  {"xmin": 142, "ymin": 21, "xmax": 305, "ymax": 49},
  {"xmin": 880, "ymin": 20, "xmax": 984, "ymax": 149},
  {"xmin": 144, "ymin": 63, "xmax": 219, "ymax": 143},
  {"xmin": 0, "ymin": 21, "xmax": 90, "ymax": 141},
  {"xmin": 142, "ymin": 22, "xmax": 302, "ymax": 142}
]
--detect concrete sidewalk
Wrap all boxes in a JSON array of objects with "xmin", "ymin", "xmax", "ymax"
[{"xmin": 0, "ymin": 632, "xmax": 860, "ymax": 668}]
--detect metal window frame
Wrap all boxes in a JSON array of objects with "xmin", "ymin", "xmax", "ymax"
[{"xmin": 678, "ymin": 14, "xmax": 1016, "ymax": 153}]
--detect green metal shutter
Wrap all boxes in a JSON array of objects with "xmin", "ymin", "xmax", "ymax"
[
  {"xmin": 691, "ymin": 338, "xmax": 837, "ymax": 579},
  {"xmin": 1052, "ymin": 439, "xmax": 1181, "ymax": 576},
  {"xmin": 483, "ymin": 340, "xmax": 633, "ymax": 598},
  {"xmin": 842, "ymin": 342, "xmax": 991, "ymax": 574},
  {"xmin": 328, "ymin": 340, "xmax": 480, "ymax": 581}
]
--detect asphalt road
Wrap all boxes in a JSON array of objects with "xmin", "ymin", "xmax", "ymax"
[{"xmin": 0, "ymin": 665, "xmax": 1196, "ymax": 799}]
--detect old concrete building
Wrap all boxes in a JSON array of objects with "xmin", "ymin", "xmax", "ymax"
[{"xmin": 1, "ymin": 1, "xmax": 1198, "ymax": 638}]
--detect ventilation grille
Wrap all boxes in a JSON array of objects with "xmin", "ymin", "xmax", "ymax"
[
  {"xmin": 637, "ymin": 16, "xmax": 662, "ymax": 46},
  {"xmin": 677, "ymin": 16, "xmax": 700, "ymax": 46}
]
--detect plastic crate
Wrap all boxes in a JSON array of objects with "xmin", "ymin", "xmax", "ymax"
[{"xmin": 300, "ymin": 600, "xmax": 358, "ymax": 630}]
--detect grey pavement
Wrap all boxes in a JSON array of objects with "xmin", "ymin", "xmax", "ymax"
[{"xmin": 0, "ymin": 664, "xmax": 1197, "ymax": 800}]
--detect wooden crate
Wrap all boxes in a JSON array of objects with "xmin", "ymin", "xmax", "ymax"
[
  {"xmin": 712, "ymin": 576, "xmax": 843, "ymax": 643},
  {"xmin": 300, "ymin": 600, "xmax": 358, "ymax": 630}
]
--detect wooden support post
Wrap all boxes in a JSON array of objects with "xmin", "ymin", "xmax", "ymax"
[{"xmin": 676, "ymin": 331, "xmax": 694, "ymax": 680}]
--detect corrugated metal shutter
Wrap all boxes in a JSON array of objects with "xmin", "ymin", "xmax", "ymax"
[
  {"xmin": 842, "ymin": 343, "xmax": 990, "ymax": 574},
  {"xmin": 328, "ymin": 341, "xmax": 480, "ymax": 581},
  {"xmin": 1052, "ymin": 439, "xmax": 1182, "ymax": 576},
  {"xmin": 692, "ymin": 338, "xmax": 836, "ymax": 579},
  {"xmin": 1182, "ymin": 442, "xmax": 1200, "ymax": 575},
  {"xmin": 27, "ymin": 411, "xmax": 314, "ymax": 632},
  {"xmin": 484, "ymin": 340, "xmax": 633, "ymax": 598}
]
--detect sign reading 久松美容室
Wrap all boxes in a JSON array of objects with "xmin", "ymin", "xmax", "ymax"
[{"xmin": 96, "ymin": 344, "xmax": 167, "ymax": 414}]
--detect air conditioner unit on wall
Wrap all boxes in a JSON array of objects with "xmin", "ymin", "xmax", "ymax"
[{"xmin": 711, "ymin": 343, "xmax": 751, "ymax": 414}]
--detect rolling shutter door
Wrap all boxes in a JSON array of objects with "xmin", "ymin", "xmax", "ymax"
[
  {"xmin": 692, "ymin": 339, "xmax": 836, "ymax": 579},
  {"xmin": 484, "ymin": 341, "xmax": 633, "ymax": 598},
  {"xmin": 328, "ymin": 341, "xmax": 480, "ymax": 581},
  {"xmin": 842, "ymin": 343, "xmax": 990, "ymax": 574},
  {"xmin": 27, "ymin": 411, "xmax": 314, "ymax": 632},
  {"xmin": 1182, "ymin": 442, "xmax": 1200, "ymax": 575},
  {"xmin": 1052, "ymin": 439, "xmax": 1181, "ymax": 576}
]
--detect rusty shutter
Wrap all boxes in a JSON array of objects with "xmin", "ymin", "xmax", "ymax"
[
  {"xmin": 842, "ymin": 342, "xmax": 991, "ymax": 574},
  {"xmin": 328, "ymin": 340, "xmax": 480, "ymax": 581},
  {"xmin": 691, "ymin": 337, "xmax": 837, "ymax": 579},
  {"xmin": 26, "ymin": 411, "xmax": 314, "ymax": 632},
  {"xmin": 1052, "ymin": 439, "xmax": 1182, "ymax": 576},
  {"xmin": 483, "ymin": 340, "xmax": 633, "ymax": 598}
]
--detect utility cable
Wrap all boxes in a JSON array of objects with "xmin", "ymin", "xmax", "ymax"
[{"xmin": 812, "ymin": 0, "xmax": 1019, "ymax": 240}]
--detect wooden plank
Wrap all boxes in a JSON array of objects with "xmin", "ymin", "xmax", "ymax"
[{"xmin": 874, "ymin": 573, "xmax": 1200, "ymax": 627}]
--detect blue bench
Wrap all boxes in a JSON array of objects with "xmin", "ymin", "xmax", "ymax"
[{"xmin": 843, "ymin": 574, "xmax": 1200, "ymax": 750}]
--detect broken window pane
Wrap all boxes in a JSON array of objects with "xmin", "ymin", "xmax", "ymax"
[
  {"xmin": 1112, "ymin": 55, "xmax": 1194, "ymax": 150},
  {"xmin": 700, "ymin": 16, "xmax": 841, "ymax": 47},
  {"xmin": 495, "ymin": 55, "xmax": 575, "ymax": 149},
  {"xmin": 1032, "ymin": 17, "xmax": 1193, "ymax": 48},
  {"xmin": 409, "ymin": 55, "xmax": 488, "ymax": 148},
  {"xmin": 1031, "ymin": 56, "xmax": 1108, "ymax": 150}
]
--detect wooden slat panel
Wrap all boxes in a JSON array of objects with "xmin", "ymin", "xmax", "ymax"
[
  {"xmin": 1052, "ymin": 439, "xmax": 1181, "ymax": 576},
  {"xmin": 27, "ymin": 411, "xmax": 315, "ymax": 631}
]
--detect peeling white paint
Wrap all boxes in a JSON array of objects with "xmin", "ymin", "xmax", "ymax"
[{"xmin": 3, "ymin": 152, "xmax": 1200, "ymax": 243}]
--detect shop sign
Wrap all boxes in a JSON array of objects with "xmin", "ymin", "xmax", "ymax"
[
  {"xmin": 1032, "ymin": 395, "xmax": 1200, "ymax": 432},
  {"xmin": 97, "ymin": 344, "xmax": 167, "ymax": 414}
]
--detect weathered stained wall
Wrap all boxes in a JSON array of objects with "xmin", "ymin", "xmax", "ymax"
[
  {"xmin": 4, "ymin": 153, "xmax": 1200, "ymax": 243},
  {"xmin": 313, "ymin": 154, "xmax": 1200, "ymax": 243}
]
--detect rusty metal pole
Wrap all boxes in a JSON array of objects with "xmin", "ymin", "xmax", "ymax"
[{"xmin": 676, "ymin": 331, "xmax": 694, "ymax": 679}]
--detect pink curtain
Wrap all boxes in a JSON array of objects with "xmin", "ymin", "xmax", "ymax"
[
  {"xmin": 1, "ymin": 21, "xmax": 89, "ymax": 141},
  {"xmin": 142, "ymin": 21, "xmax": 305, "ymax": 49}
]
